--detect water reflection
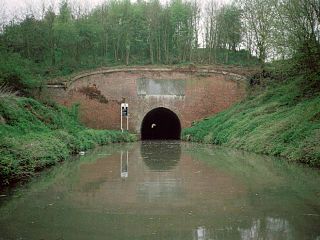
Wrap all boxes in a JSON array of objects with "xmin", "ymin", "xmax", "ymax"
[
  {"xmin": 120, "ymin": 151, "xmax": 128, "ymax": 179},
  {"xmin": 141, "ymin": 141, "xmax": 181, "ymax": 171},
  {"xmin": 238, "ymin": 217, "xmax": 292, "ymax": 240},
  {"xmin": 0, "ymin": 142, "xmax": 319, "ymax": 240},
  {"xmin": 193, "ymin": 226, "xmax": 208, "ymax": 240},
  {"xmin": 239, "ymin": 219, "xmax": 261, "ymax": 240},
  {"xmin": 190, "ymin": 218, "xmax": 292, "ymax": 240},
  {"xmin": 138, "ymin": 141, "xmax": 183, "ymax": 201}
]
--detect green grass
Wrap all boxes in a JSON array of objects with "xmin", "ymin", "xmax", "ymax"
[
  {"xmin": 182, "ymin": 75, "xmax": 320, "ymax": 167},
  {"xmin": 0, "ymin": 97, "xmax": 136, "ymax": 186}
]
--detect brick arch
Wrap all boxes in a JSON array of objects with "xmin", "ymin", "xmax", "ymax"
[
  {"xmin": 46, "ymin": 67, "xmax": 247, "ymax": 137},
  {"xmin": 135, "ymin": 102, "xmax": 184, "ymax": 134}
]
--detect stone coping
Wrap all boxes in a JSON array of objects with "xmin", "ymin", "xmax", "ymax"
[{"xmin": 47, "ymin": 66, "xmax": 248, "ymax": 89}]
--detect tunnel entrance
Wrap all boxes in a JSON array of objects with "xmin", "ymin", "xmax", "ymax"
[{"xmin": 141, "ymin": 108, "xmax": 181, "ymax": 140}]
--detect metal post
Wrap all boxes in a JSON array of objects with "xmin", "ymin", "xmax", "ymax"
[
  {"xmin": 120, "ymin": 104, "xmax": 123, "ymax": 133},
  {"xmin": 121, "ymin": 111, "xmax": 123, "ymax": 132}
]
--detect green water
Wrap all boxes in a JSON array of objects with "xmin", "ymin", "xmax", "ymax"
[{"xmin": 0, "ymin": 141, "xmax": 319, "ymax": 240}]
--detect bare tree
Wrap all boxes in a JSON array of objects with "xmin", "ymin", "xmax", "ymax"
[
  {"xmin": 239, "ymin": 0, "xmax": 277, "ymax": 66},
  {"xmin": 0, "ymin": 0, "xmax": 7, "ymax": 32},
  {"xmin": 204, "ymin": 0, "xmax": 219, "ymax": 64}
]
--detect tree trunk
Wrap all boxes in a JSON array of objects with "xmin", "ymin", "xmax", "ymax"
[
  {"xmin": 126, "ymin": 44, "xmax": 130, "ymax": 66},
  {"xmin": 158, "ymin": 35, "xmax": 161, "ymax": 63},
  {"xmin": 105, "ymin": 32, "xmax": 108, "ymax": 58},
  {"xmin": 149, "ymin": 35, "xmax": 154, "ymax": 64}
]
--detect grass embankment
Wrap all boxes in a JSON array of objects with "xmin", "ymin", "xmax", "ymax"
[
  {"xmin": 182, "ymin": 75, "xmax": 320, "ymax": 167},
  {"xmin": 0, "ymin": 96, "xmax": 136, "ymax": 187}
]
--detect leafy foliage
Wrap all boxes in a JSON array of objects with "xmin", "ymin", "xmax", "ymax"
[
  {"xmin": 0, "ymin": 0, "xmax": 318, "ymax": 84},
  {"xmin": 0, "ymin": 51, "xmax": 41, "ymax": 95},
  {"xmin": 0, "ymin": 0, "xmax": 260, "ymax": 95}
]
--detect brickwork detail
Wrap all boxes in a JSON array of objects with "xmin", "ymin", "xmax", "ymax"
[{"xmin": 46, "ymin": 68, "xmax": 247, "ymax": 134}]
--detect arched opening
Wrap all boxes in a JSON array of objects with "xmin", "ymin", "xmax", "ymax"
[{"xmin": 141, "ymin": 107, "xmax": 181, "ymax": 140}]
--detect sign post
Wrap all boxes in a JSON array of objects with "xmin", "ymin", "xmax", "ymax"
[{"xmin": 121, "ymin": 103, "xmax": 129, "ymax": 132}]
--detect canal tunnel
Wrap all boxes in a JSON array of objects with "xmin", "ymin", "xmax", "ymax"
[{"xmin": 141, "ymin": 107, "xmax": 181, "ymax": 140}]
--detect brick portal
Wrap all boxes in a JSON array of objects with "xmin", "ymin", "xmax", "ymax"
[{"xmin": 46, "ymin": 68, "xmax": 247, "ymax": 136}]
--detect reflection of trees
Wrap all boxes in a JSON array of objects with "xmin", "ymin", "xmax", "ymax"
[
  {"xmin": 193, "ymin": 226, "xmax": 208, "ymax": 240},
  {"xmin": 194, "ymin": 217, "xmax": 292, "ymax": 239},
  {"xmin": 141, "ymin": 141, "xmax": 181, "ymax": 170},
  {"xmin": 238, "ymin": 217, "xmax": 292, "ymax": 240}
]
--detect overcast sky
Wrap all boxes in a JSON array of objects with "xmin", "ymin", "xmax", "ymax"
[
  {"xmin": 2, "ymin": 0, "xmax": 231, "ymax": 20},
  {"xmin": 4, "ymin": 0, "xmax": 106, "ymax": 11},
  {"xmin": 2, "ymin": 0, "xmax": 107, "ymax": 19}
]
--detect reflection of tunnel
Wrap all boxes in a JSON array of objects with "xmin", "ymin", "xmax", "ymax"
[
  {"xmin": 141, "ymin": 141, "xmax": 181, "ymax": 170},
  {"xmin": 141, "ymin": 107, "xmax": 181, "ymax": 140}
]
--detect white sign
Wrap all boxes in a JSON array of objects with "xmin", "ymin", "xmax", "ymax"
[
  {"xmin": 121, "ymin": 103, "xmax": 128, "ymax": 116},
  {"xmin": 121, "ymin": 103, "xmax": 129, "ymax": 132}
]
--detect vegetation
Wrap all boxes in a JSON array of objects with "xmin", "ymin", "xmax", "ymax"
[
  {"xmin": 0, "ymin": 0, "xmax": 318, "ymax": 91},
  {"xmin": 0, "ymin": 0, "xmax": 254, "ymax": 93},
  {"xmin": 0, "ymin": 0, "xmax": 319, "ymax": 177},
  {"xmin": 0, "ymin": 95, "xmax": 136, "ymax": 187},
  {"xmin": 182, "ymin": 71, "xmax": 320, "ymax": 166},
  {"xmin": 0, "ymin": 0, "xmax": 317, "ymax": 94}
]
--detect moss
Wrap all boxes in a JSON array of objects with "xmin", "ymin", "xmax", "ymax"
[
  {"xmin": 0, "ymin": 97, "xmax": 136, "ymax": 186},
  {"xmin": 182, "ymin": 76, "xmax": 320, "ymax": 167}
]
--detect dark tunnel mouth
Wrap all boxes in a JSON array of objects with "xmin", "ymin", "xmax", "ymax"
[{"xmin": 141, "ymin": 107, "xmax": 181, "ymax": 140}]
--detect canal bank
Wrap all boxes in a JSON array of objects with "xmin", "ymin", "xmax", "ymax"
[
  {"xmin": 182, "ymin": 74, "xmax": 320, "ymax": 167},
  {"xmin": 0, "ymin": 96, "xmax": 136, "ymax": 187}
]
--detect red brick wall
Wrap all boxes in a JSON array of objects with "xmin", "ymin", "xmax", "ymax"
[{"xmin": 47, "ymin": 69, "xmax": 246, "ymax": 133}]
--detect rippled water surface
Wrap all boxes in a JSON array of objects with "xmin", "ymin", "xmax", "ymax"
[{"xmin": 0, "ymin": 141, "xmax": 319, "ymax": 240}]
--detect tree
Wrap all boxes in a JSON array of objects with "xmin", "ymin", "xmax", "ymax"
[
  {"xmin": 216, "ymin": 4, "xmax": 242, "ymax": 63},
  {"xmin": 0, "ymin": 0, "xmax": 7, "ymax": 33},
  {"xmin": 43, "ymin": 7, "xmax": 56, "ymax": 65},
  {"xmin": 169, "ymin": 0, "xmax": 194, "ymax": 63},
  {"xmin": 204, "ymin": 0, "xmax": 219, "ymax": 64},
  {"xmin": 239, "ymin": 0, "xmax": 277, "ymax": 67},
  {"xmin": 278, "ymin": 0, "xmax": 320, "ymax": 71},
  {"xmin": 54, "ymin": 1, "xmax": 77, "ymax": 67},
  {"xmin": 146, "ymin": 0, "xmax": 161, "ymax": 64}
]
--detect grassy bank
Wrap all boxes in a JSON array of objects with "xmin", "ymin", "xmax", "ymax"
[
  {"xmin": 182, "ymin": 74, "xmax": 320, "ymax": 167},
  {"xmin": 0, "ymin": 96, "xmax": 136, "ymax": 187}
]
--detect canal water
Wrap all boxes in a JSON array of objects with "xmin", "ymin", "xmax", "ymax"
[{"xmin": 0, "ymin": 141, "xmax": 319, "ymax": 240}]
